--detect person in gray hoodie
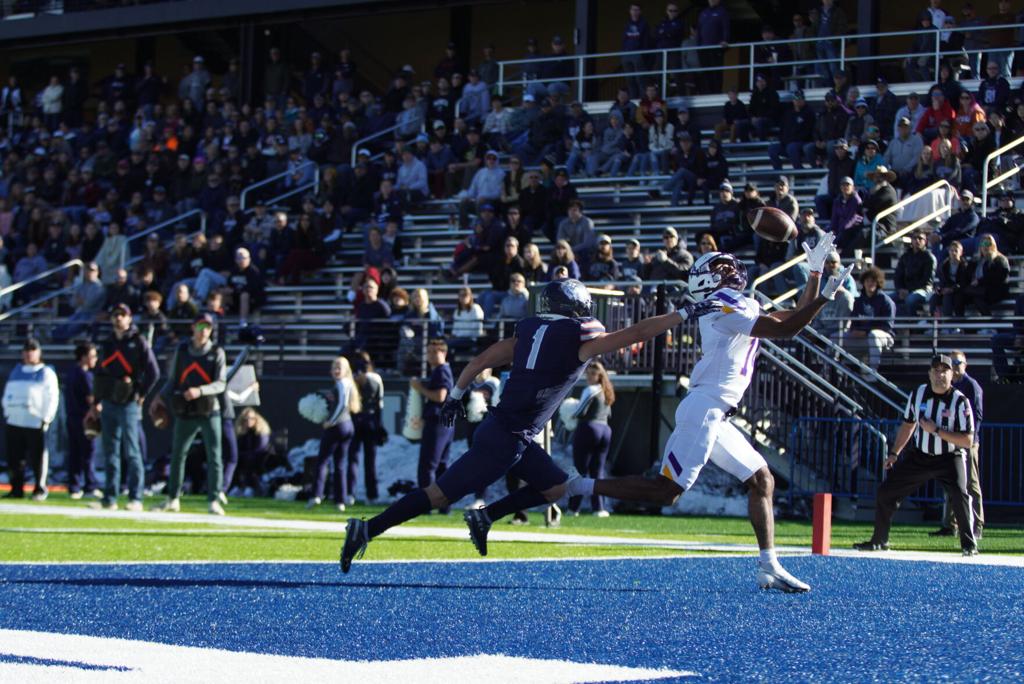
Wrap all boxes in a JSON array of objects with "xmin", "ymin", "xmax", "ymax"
[
  {"xmin": 883, "ymin": 116, "xmax": 924, "ymax": 187},
  {"xmin": 594, "ymin": 111, "xmax": 626, "ymax": 176}
]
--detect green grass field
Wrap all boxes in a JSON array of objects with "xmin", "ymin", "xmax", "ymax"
[{"xmin": 1, "ymin": 496, "xmax": 1020, "ymax": 563}]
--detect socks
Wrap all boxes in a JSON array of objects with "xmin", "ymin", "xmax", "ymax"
[
  {"xmin": 485, "ymin": 486, "xmax": 549, "ymax": 522},
  {"xmin": 759, "ymin": 548, "xmax": 778, "ymax": 565},
  {"xmin": 565, "ymin": 476, "xmax": 595, "ymax": 498},
  {"xmin": 367, "ymin": 489, "xmax": 431, "ymax": 539}
]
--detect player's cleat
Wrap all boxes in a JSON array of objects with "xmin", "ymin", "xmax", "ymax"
[
  {"xmin": 962, "ymin": 547, "xmax": 980, "ymax": 557},
  {"xmin": 88, "ymin": 501, "xmax": 118, "ymax": 511},
  {"xmin": 510, "ymin": 511, "xmax": 528, "ymax": 525},
  {"xmin": 31, "ymin": 491, "xmax": 47, "ymax": 502},
  {"xmin": 124, "ymin": 500, "xmax": 143, "ymax": 512},
  {"xmin": 544, "ymin": 503, "xmax": 562, "ymax": 528},
  {"xmin": 88, "ymin": 488, "xmax": 104, "ymax": 499},
  {"xmin": 928, "ymin": 527, "xmax": 955, "ymax": 537},
  {"xmin": 208, "ymin": 500, "xmax": 225, "ymax": 516},
  {"xmin": 757, "ymin": 562, "xmax": 811, "ymax": 593},
  {"xmin": 153, "ymin": 498, "xmax": 180, "ymax": 513},
  {"xmin": 340, "ymin": 518, "xmax": 369, "ymax": 573},
  {"xmin": 464, "ymin": 508, "xmax": 492, "ymax": 556},
  {"xmin": 852, "ymin": 540, "xmax": 889, "ymax": 551}
]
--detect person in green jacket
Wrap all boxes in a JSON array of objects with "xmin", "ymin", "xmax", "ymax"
[{"xmin": 151, "ymin": 313, "xmax": 227, "ymax": 515}]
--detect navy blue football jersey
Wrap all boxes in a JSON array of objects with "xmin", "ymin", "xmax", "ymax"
[{"xmin": 491, "ymin": 315, "xmax": 605, "ymax": 439}]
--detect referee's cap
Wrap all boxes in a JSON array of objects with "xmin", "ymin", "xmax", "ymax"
[{"xmin": 931, "ymin": 354, "xmax": 953, "ymax": 370}]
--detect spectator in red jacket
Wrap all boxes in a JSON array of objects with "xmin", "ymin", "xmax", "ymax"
[{"xmin": 916, "ymin": 89, "xmax": 956, "ymax": 144}]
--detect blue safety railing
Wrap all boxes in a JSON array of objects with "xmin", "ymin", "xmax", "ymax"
[{"xmin": 788, "ymin": 417, "xmax": 1024, "ymax": 509}]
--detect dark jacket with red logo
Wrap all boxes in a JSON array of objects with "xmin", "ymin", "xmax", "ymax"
[
  {"xmin": 161, "ymin": 340, "xmax": 227, "ymax": 412},
  {"xmin": 94, "ymin": 326, "xmax": 160, "ymax": 404}
]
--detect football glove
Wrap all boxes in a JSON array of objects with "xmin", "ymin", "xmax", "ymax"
[
  {"xmin": 439, "ymin": 396, "xmax": 467, "ymax": 428},
  {"xmin": 678, "ymin": 298, "xmax": 723, "ymax": 322},
  {"xmin": 802, "ymin": 232, "xmax": 836, "ymax": 275},
  {"xmin": 822, "ymin": 263, "xmax": 855, "ymax": 301}
]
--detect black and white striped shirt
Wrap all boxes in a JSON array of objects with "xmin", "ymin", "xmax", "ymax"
[{"xmin": 902, "ymin": 383, "xmax": 975, "ymax": 455}]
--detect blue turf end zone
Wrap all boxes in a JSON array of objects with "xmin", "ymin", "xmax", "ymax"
[{"xmin": 0, "ymin": 556, "xmax": 1022, "ymax": 682}]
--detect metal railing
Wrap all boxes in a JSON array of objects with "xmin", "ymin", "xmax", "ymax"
[
  {"xmin": 981, "ymin": 134, "xmax": 1024, "ymax": 215},
  {"xmin": 788, "ymin": 417, "xmax": 1024, "ymax": 508},
  {"xmin": 240, "ymin": 160, "xmax": 320, "ymax": 210},
  {"xmin": 0, "ymin": 210, "xmax": 205, "ymax": 323},
  {"xmin": 496, "ymin": 22, "xmax": 1024, "ymax": 100},
  {"xmin": 870, "ymin": 179, "xmax": 957, "ymax": 265},
  {"xmin": 0, "ymin": 258, "xmax": 82, "ymax": 302},
  {"xmin": 350, "ymin": 123, "xmax": 403, "ymax": 167}
]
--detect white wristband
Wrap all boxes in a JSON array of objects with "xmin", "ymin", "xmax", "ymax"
[{"xmin": 450, "ymin": 386, "xmax": 465, "ymax": 401}]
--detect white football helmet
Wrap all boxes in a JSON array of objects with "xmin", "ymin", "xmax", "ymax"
[{"xmin": 687, "ymin": 251, "xmax": 749, "ymax": 303}]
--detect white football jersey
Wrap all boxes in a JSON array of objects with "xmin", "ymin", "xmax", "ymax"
[{"xmin": 688, "ymin": 288, "xmax": 762, "ymax": 407}]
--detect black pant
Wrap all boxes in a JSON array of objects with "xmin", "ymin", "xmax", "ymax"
[
  {"xmin": 5, "ymin": 425, "xmax": 47, "ymax": 496},
  {"xmin": 872, "ymin": 447, "xmax": 976, "ymax": 550},
  {"xmin": 350, "ymin": 414, "xmax": 380, "ymax": 501}
]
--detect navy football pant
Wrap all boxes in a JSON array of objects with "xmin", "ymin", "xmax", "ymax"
[{"xmin": 436, "ymin": 414, "xmax": 568, "ymax": 506}]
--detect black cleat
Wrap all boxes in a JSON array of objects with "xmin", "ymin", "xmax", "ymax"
[
  {"xmin": 928, "ymin": 527, "xmax": 955, "ymax": 537},
  {"xmin": 463, "ymin": 508, "xmax": 492, "ymax": 557},
  {"xmin": 852, "ymin": 540, "xmax": 889, "ymax": 552},
  {"xmin": 339, "ymin": 518, "xmax": 369, "ymax": 573}
]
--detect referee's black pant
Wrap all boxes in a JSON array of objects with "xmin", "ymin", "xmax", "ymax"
[{"xmin": 872, "ymin": 447, "xmax": 976, "ymax": 551}]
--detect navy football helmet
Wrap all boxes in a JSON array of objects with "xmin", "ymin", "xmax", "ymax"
[
  {"xmin": 688, "ymin": 252, "xmax": 748, "ymax": 303},
  {"xmin": 538, "ymin": 278, "xmax": 593, "ymax": 318}
]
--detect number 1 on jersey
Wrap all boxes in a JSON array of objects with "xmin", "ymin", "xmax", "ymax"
[{"xmin": 525, "ymin": 324, "xmax": 549, "ymax": 370}]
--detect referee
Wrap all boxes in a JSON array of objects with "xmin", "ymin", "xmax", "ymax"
[{"xmin": 854, "ymin": 354, "xmax": 979, "ymax": 556}]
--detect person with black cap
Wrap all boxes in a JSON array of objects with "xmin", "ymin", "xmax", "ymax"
[
  {"xmin": 854, "ymin": 354, "xmax": 979, "ymax": 555},
  {"xmin": 748, "ymin": 74, "xmax": 780, "ymax": 141},
  {"xmin": 151, "ymin": 313, "xmax": 227, "ymax": 515},
  {"xmin": 2, "ymin": 339, "xmax": 59, "ymax": 500},
  {"xmin": 707, "ymin": 181, "xmax": 742, "ymax": 245},
  {"xmin": 768, "ymin": 90, "xmax": 814, "ymax": 171},
  {"xmin": 871, "ymin": 77, "xmax": 899, "ymax": 140},
  {"xmin": 804, "ymin": 92, "xmax": 849, "ymax": 168},
  {"xmin": 88, "ymin": 302, "xmax": 161, "ymax": 511},
  {"xmin": 864, "ymin": 165, "xmax": 900, "ymax": 240}
]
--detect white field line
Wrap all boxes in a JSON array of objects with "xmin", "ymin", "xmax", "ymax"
[
  {"xmin": 2, "ymin": 504, "xmax": 1021, "ymax": 567},
  {"xmin": 0, "ymin": 629, "xmax": 696, "ymax": 683},
  {"xmin": 0, "ymin": 503, "xmax": 799, "ymax": 553}
]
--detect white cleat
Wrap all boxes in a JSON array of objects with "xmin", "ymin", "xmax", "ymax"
[
  {"xmin": 124, "ymin": 500, "xmax": 144, "ymax": 512},
  {"xmin": 757, "ymin": 561, "xmax": 811, "ymax": 593},
  {"xmin": 153, "ymin": 498, "xmax": 181, "ymax": 513}
]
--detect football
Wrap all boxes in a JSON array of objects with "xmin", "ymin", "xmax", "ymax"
[
  {"xmin": 148, "ymin": 399, "xmax": 171, "ymax": 429},
  {"xmin": 748, "ymin": 206, "xmax": 798, "ymax": 243}
]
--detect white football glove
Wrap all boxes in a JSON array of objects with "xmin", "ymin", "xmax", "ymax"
[
  {"xmin": 802, "ymin": 232, "xmax": 837, "ymax": 275},
  {"xmin": 822, "ymin": 263, "xmax": 855, "ymax": 301}
]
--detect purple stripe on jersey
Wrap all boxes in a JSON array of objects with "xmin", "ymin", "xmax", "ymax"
[
  {"xmin": 739, "ymin": 338, "xmax": 760, "ymax": 376},
  {"xmin": 714, "ymin": 291, "xmax": 741, "ymax": 306},
  {"xmin": 668, "ymin": 451, "xmax": 682, "ymax": 476}
]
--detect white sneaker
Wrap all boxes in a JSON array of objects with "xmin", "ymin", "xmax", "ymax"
[
  {"xmin": 69, "ymin": 491, "xmax": 84, "ymax": 500},
  {"xmin": 153, "ymin": 498, "xmax": 180, "ymax": 512},
  {"xmin": 345, "ymin": 495, "xmax": 356, "ymax": 507},
  {"xmin": 209, "ymin": 499, "xmax": 225, "ymax": 516},
  {"xmin": 31, "ymin": 491, "xmax": 47, "ymax": 502},
  {"xmin": 306, "ymin": 497, "xmax": 322, "ymax": 509},
  {"xmin": 88, "ymin": 501, "xmax": 118, "ymax": 511},
  {"xmin": 757, "ymin": 561, "xmax": 811, "ymax": 593},
  {"xmin": 593, "ymin": 510, "xmax": 610, "ymax": 518},
  {"xmin": 88, "ymin": 489, "xmax": 104, "ymax": 499},
  {"xmin": 470, "ymin": 498, "xmax": 486, "ymax": 510},
  {"xmin": 336, "ymin": 503, "xmax": 346, "ymax": 513},
  {"xmin": 217, "ymin": 491, "xmax": 229, "ymax": 507},
  {"xmin": 125, "ymin": 500, "xmax": 143, "ymax": 512}
]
